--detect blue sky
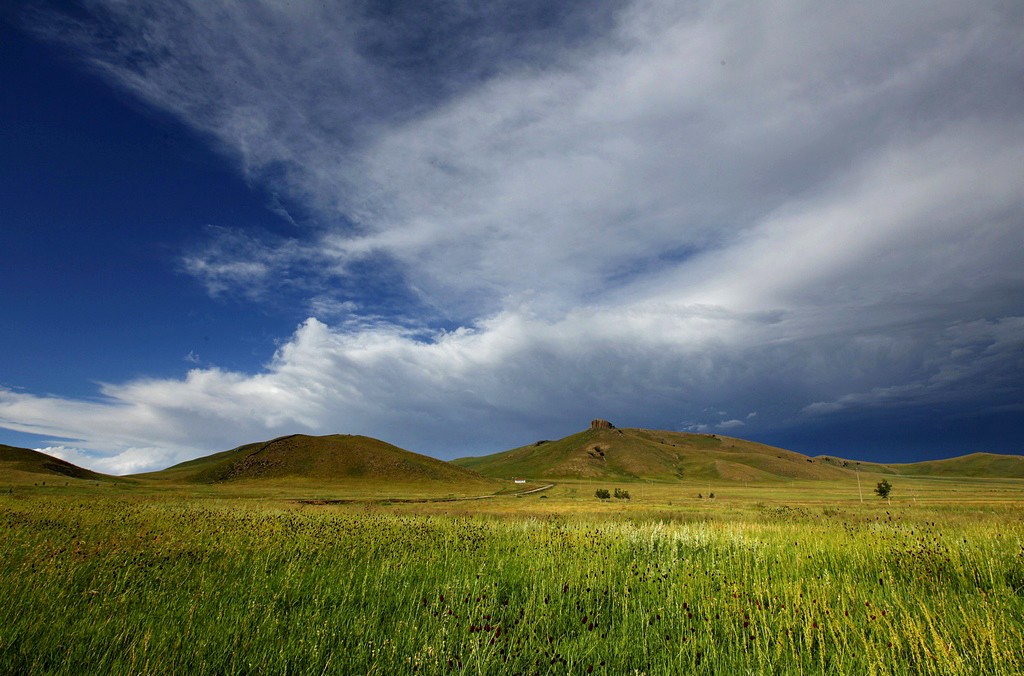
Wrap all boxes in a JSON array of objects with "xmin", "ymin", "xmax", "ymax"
[{"xmin": 2, "ymin": 0, "xmax": 1023, "ymax": 474}]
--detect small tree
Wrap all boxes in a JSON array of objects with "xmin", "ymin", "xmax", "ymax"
[
  {"xmin": 875, "ymin": 479, "xmax": 893, "ymax": 504},
  {"xmin": 614, "ymin": 488, "xmax": 631, "ymax": 500},
  {"xmin": 595, "ymin": 489, "xmax": 611, "ymax": 500}
]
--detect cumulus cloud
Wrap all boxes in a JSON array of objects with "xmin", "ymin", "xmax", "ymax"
[
  {"xmin": 3, "ymin": 306, "xmax": 1021, "ymax": 472},
  {"xmin": 7, "ymin": 0, "xmax": 1024, "ymax": 470},
  {"xmin": 38, "ymin": 446, "xmax": 180, "ymax": 476}
]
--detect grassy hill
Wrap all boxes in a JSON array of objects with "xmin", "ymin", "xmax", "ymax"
[
  {"xmin": 136, "ymin": 434, "xmax": 502, "ymax": 492},
  {"xmin": 0, "ymin": 444, "xmax": 114, "ymax": 484},
  {"xmin": 455, "ymin": 424, "xmax": 1024, "ymax": 483},
  {"xmin": 454, "ymin": 426, "xmax": 854, "ymax": 482},
  {"xmin": 884, "ymin": 452, "xmax": 1024, "ymax": 479}
]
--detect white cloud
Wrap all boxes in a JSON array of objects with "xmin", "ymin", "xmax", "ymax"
[
  {"xmin": 4, "ymin": 306, "xmax": 1021, "ymax": 473},
  {"xmin": 38, "ymin": 446, "xmax": 180, "ymax": 476},
  {"xmin": 307, "ymin": 297, "xmax": 357, "ymax": 320},
  {"xmin": 44, "ymin": 0, "xmax": 1023, "ymax": 318},
  {"xmin": 180, "ymin": 226, "xmax": 323, "ymax": 299}
]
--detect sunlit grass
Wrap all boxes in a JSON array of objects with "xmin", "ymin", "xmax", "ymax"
[{"xmin": 2, "ymin": 488, "xmax": 1022, "ymax": 674}]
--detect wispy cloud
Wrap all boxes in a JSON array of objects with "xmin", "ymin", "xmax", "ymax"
[
  {"xmin": 803, "ymin": 317, "xmax": 1024, "ymax": 416},
  {"xmin": 306, "ymin": 297, "xmax": 358, "ymax": 323},
  {"xmin": 9, "ymin": 0, "xmax": 1024, "ymax": 469},
  {"xmin": 85, "ymin": 2, "xmax": 1022, "ymax": 319},
  {"xmin": 180, "ymin": 225, "xmax": 323, "ymax": 299}
]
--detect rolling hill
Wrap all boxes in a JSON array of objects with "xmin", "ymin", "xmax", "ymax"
[
  {"xmin": 454, "ymin": 421, "xmax": 856, "ymax": 482},
  {"xmin": 454, "ymin": 420, "xmax": 1024, "ymax": 483},
  {"xmin": 7, "ymin": 425, "xmax": 1021, "ymax": 491},
  {"xmin": 136, "ymin": 434, "xmax": 502, "ymax": 490},
  {"xmin": 883, "ymin": 452, "xmax": 1024, "ymax": 479},
  {"xmin": 0, "ymin": 444, "xmax": 114, "ymax": 484}
]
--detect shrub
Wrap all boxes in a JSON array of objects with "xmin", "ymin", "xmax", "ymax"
[
  {"xmin": 614, "ymin": 488, "xmax": 631, "ymax": 500},
  {"xmin": 595, "ymin": 489, "xmax": 611, "ymax": 500}
]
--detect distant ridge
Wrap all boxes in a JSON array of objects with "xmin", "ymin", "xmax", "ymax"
[
  {"xmin": 136, "ymin": 433, "xmax": 498, "ymax": 487},
  {"xmin": 883, "ymin": 452, "xmax": 1024, "ymax": 479},
  {"xmin": 0, "ymin": 444, "xmax": 114, "ymax": 483}
]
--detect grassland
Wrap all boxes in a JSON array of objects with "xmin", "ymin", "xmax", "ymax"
[{"xmin": 2, "ymin": 475, "xmax": 1023, "ymax": 674}]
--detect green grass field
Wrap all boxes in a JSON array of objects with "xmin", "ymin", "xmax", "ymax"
[{"xmin": 2, "ymin": 477, "xmax": 1023, "ymax": 674}]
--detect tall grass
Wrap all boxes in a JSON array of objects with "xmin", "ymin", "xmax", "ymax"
[{"xmin": 1, "ymin": 494, "xmax": 1022, "ymax": 674}]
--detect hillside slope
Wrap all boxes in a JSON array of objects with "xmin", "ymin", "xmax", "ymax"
[
  {"xmin": 137, "ymin": 434, "xmax": 499, "ymax": 488},
  {"xmin": 0, "ymin": 444, "xmax": 114, "ymax": 483},
  {"xmin": 885, "ymin": 452, "xmax": 1024, "ymax": 479},
  {"xmin": 455, "ymin": 425, "xmax": 852, "ymax": 482}
]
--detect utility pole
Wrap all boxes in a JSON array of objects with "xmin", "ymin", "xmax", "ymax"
[{"xmin": 856, "ymin": 465, "xmax": 864, "ymax": 504}]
